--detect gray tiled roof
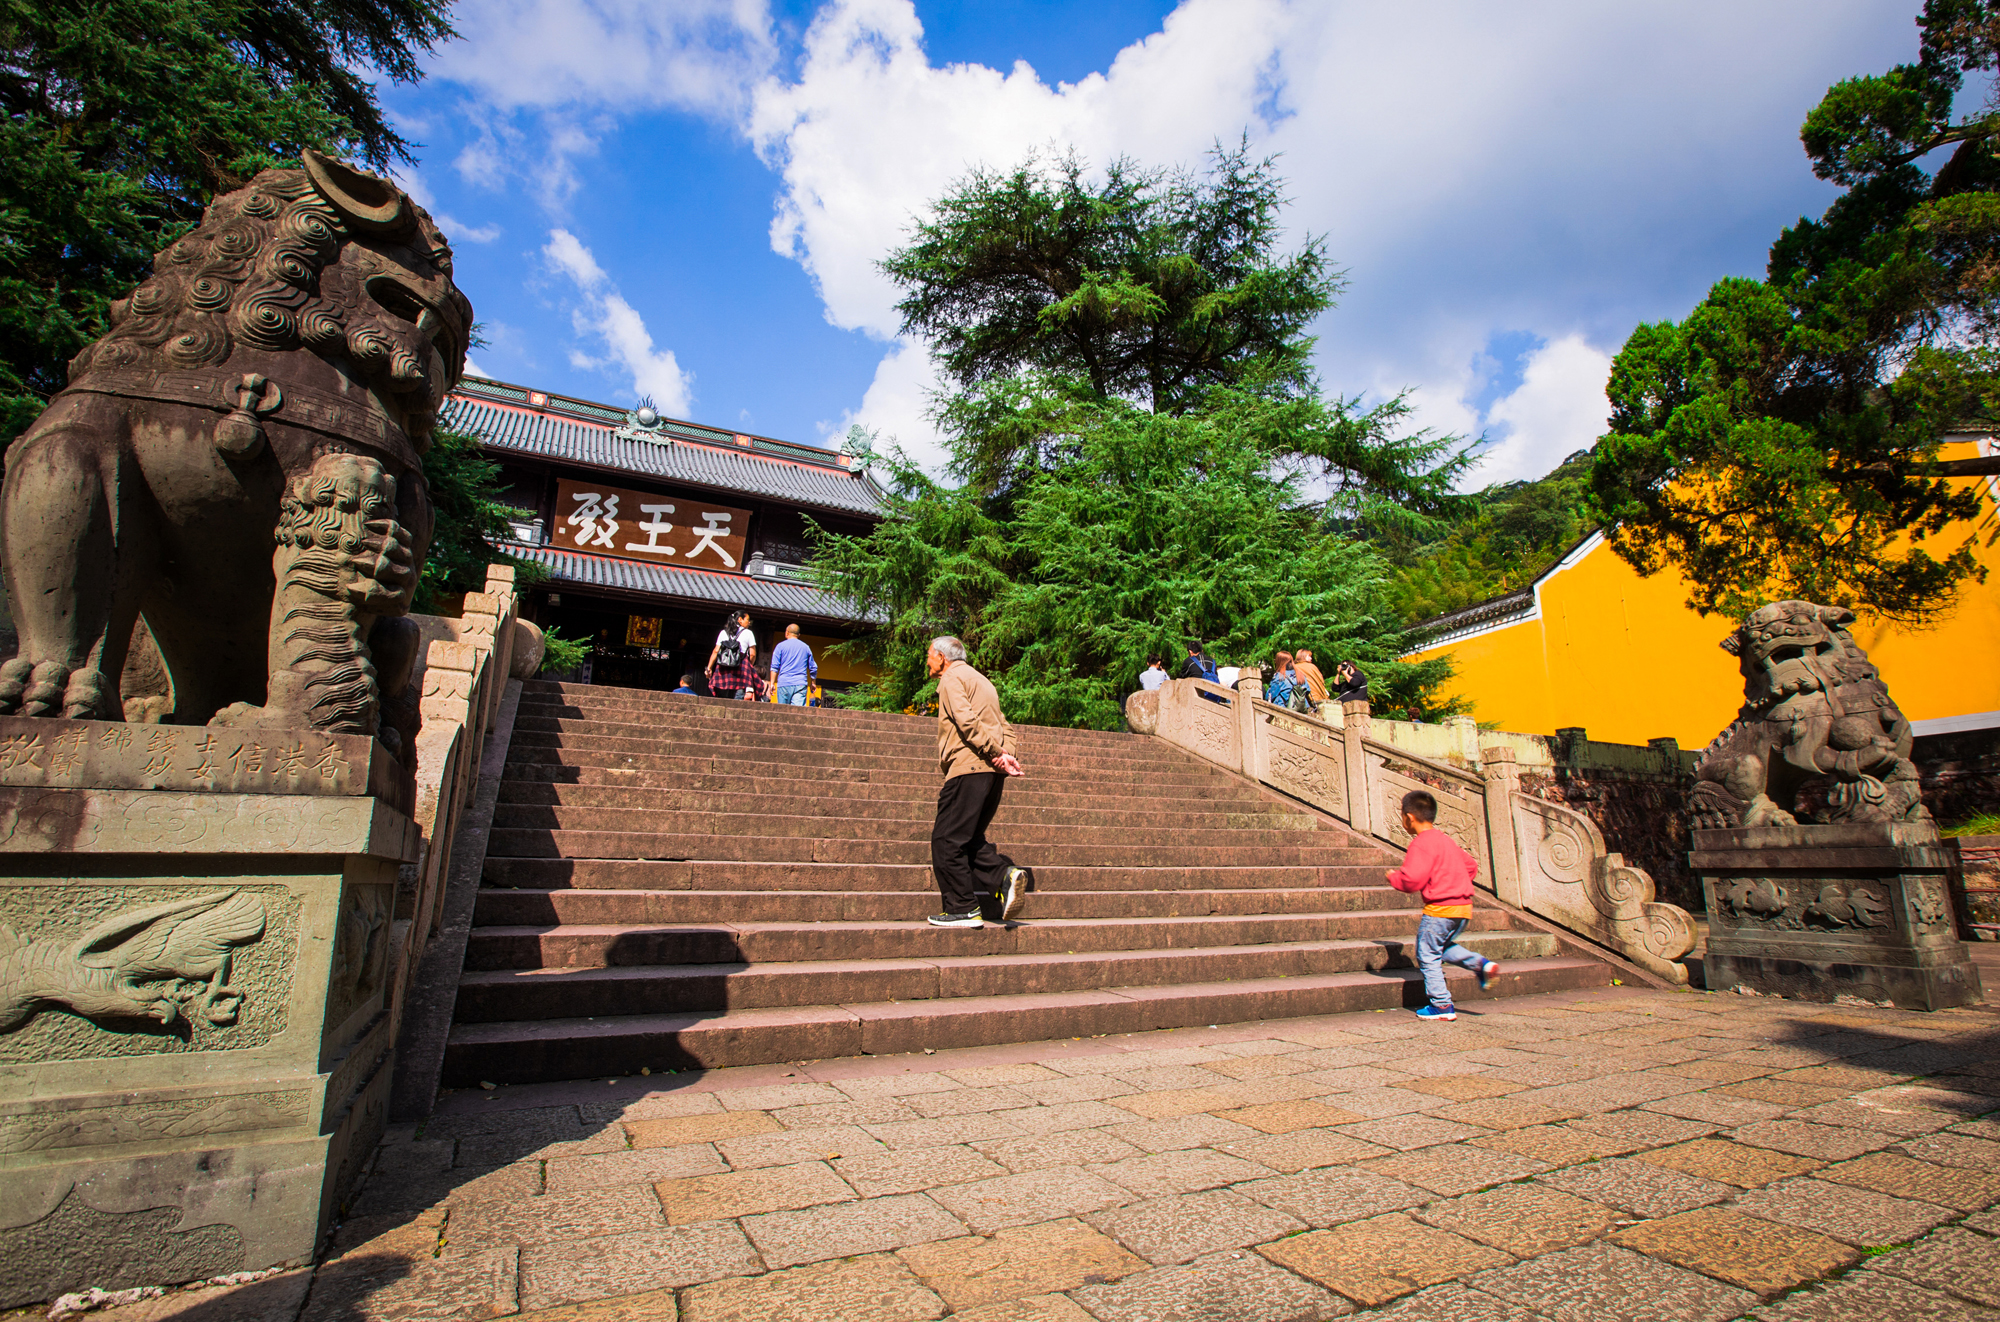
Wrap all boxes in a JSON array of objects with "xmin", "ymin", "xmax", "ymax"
[
  {"xmin": 443, "ymin": 396, "xmax": 888, "ymax": 518},
  {"xmin": 505, "ymin": 540, "xmax": 883, "ymax": 625}
]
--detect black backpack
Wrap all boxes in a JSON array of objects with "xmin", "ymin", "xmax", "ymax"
[{"xmin": 716, "ymin": 632, "xmax": 743, "ymax": 668}]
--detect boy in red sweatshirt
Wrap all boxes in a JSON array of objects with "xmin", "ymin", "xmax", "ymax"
[{"xmin": 1386, "ymin": 789, "xmax": 1497, "ymax": 1021}]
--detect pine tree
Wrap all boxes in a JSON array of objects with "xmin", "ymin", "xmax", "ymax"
[
  {"xmin": 813, "ymin": 388, "xmax": 1458, "ymax": 728},
  {"xmin": 0, "ymin": 0, "xmax": 455, "ymax": 443},
  {"xmin": 1589, "ymin": 0, "xmax": 2000, "ymax": 623}
]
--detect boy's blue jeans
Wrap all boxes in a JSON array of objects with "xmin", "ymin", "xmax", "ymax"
[{"xmin": 1416, "ymin": 915, "xmax": 1485, "ymax": 1009}]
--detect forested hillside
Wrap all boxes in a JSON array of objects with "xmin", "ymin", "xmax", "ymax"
[{"xmin": 1382, "ymin": 449, "xmax": 1599, "ymax": 627}]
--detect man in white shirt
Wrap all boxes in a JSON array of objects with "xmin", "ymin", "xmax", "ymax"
[{"xmin": 1138, "ymin": 656, "xmax": 1168, "ymax": 691}]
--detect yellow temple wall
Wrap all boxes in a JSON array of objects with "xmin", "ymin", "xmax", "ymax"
[{"xmin": 1407, "ymin": 442, "xmax": 2000, "ymax": 747}]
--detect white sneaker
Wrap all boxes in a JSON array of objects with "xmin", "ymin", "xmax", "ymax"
[{"xmin": 1000, "ymin": 866, "xmax": 1030, "ymax": 921}]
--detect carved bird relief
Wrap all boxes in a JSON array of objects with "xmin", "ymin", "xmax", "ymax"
[
  {"xmin": 1804, "ymin": 884, "xmax": 1888, "ymax": 929},
  {"xmin": 0, "ymin": 890, "xmax": 267, "ymax": 1033}
]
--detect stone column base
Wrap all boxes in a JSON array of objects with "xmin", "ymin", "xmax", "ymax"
[
  {"xmin": 1693, "ymin": 822, "xmax": 1984, "ymax": 1011},
  {"xmin": 0, "ymin": 744, "xmax": 417, "ymax": 1307}
]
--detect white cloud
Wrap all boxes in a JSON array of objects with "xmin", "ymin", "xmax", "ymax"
[
  {"xmin": 431, "ymin": 0, "xmax": 776, "ymax": 118},
  {"xmin": 542, "ymin": 229, "xmax": 694, "ymax": 415},
  {"xmin": 828, "ymin": 337, "xmax": 949, "ymax": 472},
  {"xmin": 388, "ymin": 166, "xmax": 503, "ymax": 243},
  {"xmin": 1477, "ymin": 335, "xmax": 1615, "ymax": 486},
  {"xmin": 749, "ymin": 0, "xmax": 1293, "ymax": 338},
  {"xmin": 745, "ymin": 0, "xmax": 1901, "ymax": 487}
]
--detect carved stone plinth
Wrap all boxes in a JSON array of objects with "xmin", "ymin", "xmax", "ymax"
[
  {"xmin": 1694, "ymin": 823, "xmax": 1983, "ymax": 1010},
  {"xmin": 0, "ymin": 719, "xmax": 419, "ymax": 1307}
]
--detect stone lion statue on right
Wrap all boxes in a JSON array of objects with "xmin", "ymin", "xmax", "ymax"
[
  {"xmin": 1691, "ymin": 600, "xmax": 1928, "ymax": 829},
  {"xmin": 0, "ymin": 151, "xmax": 471, "ymax": 761}
]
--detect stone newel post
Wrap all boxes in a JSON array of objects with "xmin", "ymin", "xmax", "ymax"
[
  {"xmin": 1234, "ymin": 667, "xmax": 1265, "ymax": 782},
  {"xmin": 1339, "ymin": 698, "xmax": 1373, "ymax": 836},
  {"xmin": 1480, "ymin": 745, "xmax": 1525, "ymax": 907}
]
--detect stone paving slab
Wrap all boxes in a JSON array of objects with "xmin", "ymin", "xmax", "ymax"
[
  {"xmin": 1259, "ymin": 1213, "xmax": 1512, "ymax": 1306},
  {"xmin": 38, "ymin": 986, "xmax": 2000, "ymax": 1322}
]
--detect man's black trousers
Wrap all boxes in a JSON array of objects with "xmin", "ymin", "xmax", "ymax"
[{"xmin": 931, "ymin": 771, "xmax": 1015, "ymax": 915}]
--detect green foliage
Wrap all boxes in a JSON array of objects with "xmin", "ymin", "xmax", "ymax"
[
  {"xmin": 883, "ymin": 142, "xmax": 1474, "ymax": 509},
  {"xmin": 1384, "ymin": 451, "xmax": 1598, "ymax": 624},
  {"xmin": 811, "ymin": 387, "xmax": 1461, "ymax": 729},
  {"xmin": 413, "ymin": 426, "xmax": 545, "ymax": 613},
  {"xmin": 0, "ymin": 0, "xmax": 456, "ymax": 443},
  {"xmin": 538, "ymin": 625, "xmax": 589, "ymax": 676},
  {"xmin": 1589, "ymin": 0, "xmax": 2000, "ymax": 624}
]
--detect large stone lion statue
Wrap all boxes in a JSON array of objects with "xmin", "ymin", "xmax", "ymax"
[
  {"xmin": 1691, "ymin": 600, "xmax": 1928, "ymax": 829},
  {"xmin": 0, "ymin": 152, "xmax": 471, "ymax": 762}
]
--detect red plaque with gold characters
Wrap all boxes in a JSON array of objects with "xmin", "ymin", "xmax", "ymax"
[
  {"xmin": 625, "ymin": 615, "xmax": 663, "ymax": 647},
  {"xmin": 554, "ymin": 478, "xmax": 752, "ymax": 570}
]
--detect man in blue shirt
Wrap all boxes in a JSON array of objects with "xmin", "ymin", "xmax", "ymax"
[{"xmin": 769, "ymin": 624, "xmax": 817, "ymax": 705}]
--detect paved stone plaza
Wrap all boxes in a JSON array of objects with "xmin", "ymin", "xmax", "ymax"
[{"xmin": 24, "ymin": 982, "xmax": 2000, "ymax": 1322}]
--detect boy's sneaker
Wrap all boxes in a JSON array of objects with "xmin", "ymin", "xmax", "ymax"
[
  {"xmin": 999, "ymin": 866, "xmax": 1031, "ymax": 921},
  {"xmin": 928, "ymin": 911, "xmax": 984, "ymax": 929},
  {"xmin": 1415, "ymin": 1003, "xmax": 1457, "ymax": 1021},
  {"xmin": 1477, "ymin": 960, "xmax": 1499, "ymax": 991}
]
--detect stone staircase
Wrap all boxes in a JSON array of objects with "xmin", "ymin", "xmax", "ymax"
[{"xmin": 442, "ymin": 682, "xmax": 1615, "ymax": 1085}]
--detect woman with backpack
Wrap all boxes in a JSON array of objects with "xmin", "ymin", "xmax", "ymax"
[
  {"xmin": 705, "ymin": 610, "xmax": 759, "ymax": 699},
  {"xmin": 1266, "ymin": 652, "xmax": 1298, "ymax": 707}
]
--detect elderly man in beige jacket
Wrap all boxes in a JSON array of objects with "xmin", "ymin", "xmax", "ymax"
[{"xmin": 925, "ymin": 636, "xmax": 1029, "ymax": 928}]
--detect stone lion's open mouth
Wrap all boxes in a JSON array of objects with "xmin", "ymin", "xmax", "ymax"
[{"xmin": 367, "ymin": 276, "xmax": 462, "ymax": 370}]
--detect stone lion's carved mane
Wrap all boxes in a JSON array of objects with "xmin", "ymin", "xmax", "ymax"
[{"xmin": 75, "ymin": 168, "xmax": 446, "ymax": 398}]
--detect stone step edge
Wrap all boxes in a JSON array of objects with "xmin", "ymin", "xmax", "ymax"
[
  {"xmin": 464, "ymin": 906, "xmax": 1487, "ymax": 939},
  {"xmin": 455, "ymin": 928, "xmax": 1548, "ymax": 984},
  {"xmin": 439, "ymin": 956, "xmax": 1611, "ymax": 1080}
]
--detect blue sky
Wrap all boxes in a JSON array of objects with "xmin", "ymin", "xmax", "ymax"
[{"xmin": 384, "ymin": 0, "xmax": 1916, "ymax": 486}]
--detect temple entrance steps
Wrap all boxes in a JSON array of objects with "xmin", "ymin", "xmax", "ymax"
[{"xmin": 442, "ymin": 681, "xmax": 1618, "ymax": 1085}]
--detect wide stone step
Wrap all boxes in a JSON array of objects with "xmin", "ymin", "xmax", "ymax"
[
  {"xmin": 488, "ymin": 803, "xmax": 1321, "ymax": 841},
  {"xmin": 498, "ymin": 764, "xmax": 1273, "ymax": 807},
  {"xmin": 441, "ymin": 955, "xmax": 1610, "ymax": 1082},
  {"xmin": 453, "ymin": 928, "xmax": 1558, "ymax": 1020},
  {"xmin": 507, "ymin": 738, "xmax": 1216, "ymax": 783},
  {"xmin": 462, "ymin": 907, "xmax": 1524, "ymax": 970},
  {"xmin": 480, "ymin": 858, "xmax": 1399, "ymax": 893},
  {"xmin": 519, "ymin": 689, "xmax": 1160, "ymax": 749},
  {"xmin": 512, "ymin": 714, "xmax": 1184, "ymax": 765},
  {"xmin": 486, "ymin": 829, "xmax": 1386, "ymax": 866},
  {"xmin": 494, "ymin": 783, "xmax": 1294, "ymax": 825},
  {"xmin": 504, "ymin": 750, "xmax": 1235, "ymax": 790},
  {"xmin": 470, "ymin": 885, "xmax": 1420, "ymax": 926}
]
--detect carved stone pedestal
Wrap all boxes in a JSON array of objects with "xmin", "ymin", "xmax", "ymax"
[
  {"xmin": 1693, "ymin": 823, "xmax": 1984, "ymax": 1010},
  {"xmin": 0, "ymin": 718, "xmax": 418, "ymax": 1307}
]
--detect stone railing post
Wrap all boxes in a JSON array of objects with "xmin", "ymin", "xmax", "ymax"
[
  {"xmin": 1340, "ymin": 698, "xmax": 1373, "ymax": 835},
  {"xmin": 1234, "ymin": 666, "xmax": 1265, "ymax": 781},
  {"xmin": 1480, "ymin": 746, "xmax": 1525, "ymax": 906}
]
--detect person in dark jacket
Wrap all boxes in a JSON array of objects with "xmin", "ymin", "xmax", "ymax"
[{"xmin": 1333, "ymin": 660, "xmax": 1369, "ymax": 704}]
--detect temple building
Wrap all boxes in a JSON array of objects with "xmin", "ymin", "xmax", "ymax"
[{"xmin": 440, "ymin": 376, "xmax": 887, "ymax": 693}]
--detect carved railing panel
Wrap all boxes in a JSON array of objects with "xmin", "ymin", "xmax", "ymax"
[
  {"xmin": 1127, "ymin": 678, "xmax": 1698, "ymax": 984},
  {"xmin": 1510, "ymin": 793, "xmax": 1695, "ymax": 984},
  {"xmin": 1265, "ymin": 718, "xmax": 1346, "ymax": 817},
  {"xmin": 1360, "ymin": 739, "xmax": 1491, "ymax": 879}
]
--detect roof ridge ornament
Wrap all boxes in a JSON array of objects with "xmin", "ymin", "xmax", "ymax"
[{"xmin": 618, "ymin": 396, "xmax": 669, "ymax": 444}]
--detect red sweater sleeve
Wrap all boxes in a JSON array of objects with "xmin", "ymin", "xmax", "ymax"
[{"xmin": 1387, "ymin": 833, "xmax": 1433, "ymax": 894}]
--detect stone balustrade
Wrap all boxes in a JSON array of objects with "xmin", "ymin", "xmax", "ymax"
[{"xmin": 1127, "ymin": 674, "xmax": 1698, "ymax": 984}]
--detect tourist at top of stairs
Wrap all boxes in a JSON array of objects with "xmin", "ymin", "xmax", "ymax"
[
  {"xmin": 705, "ymin": 611, "xmax": 760, "ymax": 700},
  {"xmin": 769, "ymin": 624, "xmax": 818, "ymax": 706},
  {"xmin": 926, "ymin": 635, "xmax": 1030, "ymax": 931},
  {"xmin": 1387, "ymin": 789, "xmax": 1498, "ymax": 1023},
  {"xmin": 1293, "ymin": 650, "xmax": 1328, "ymax": 703}
]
